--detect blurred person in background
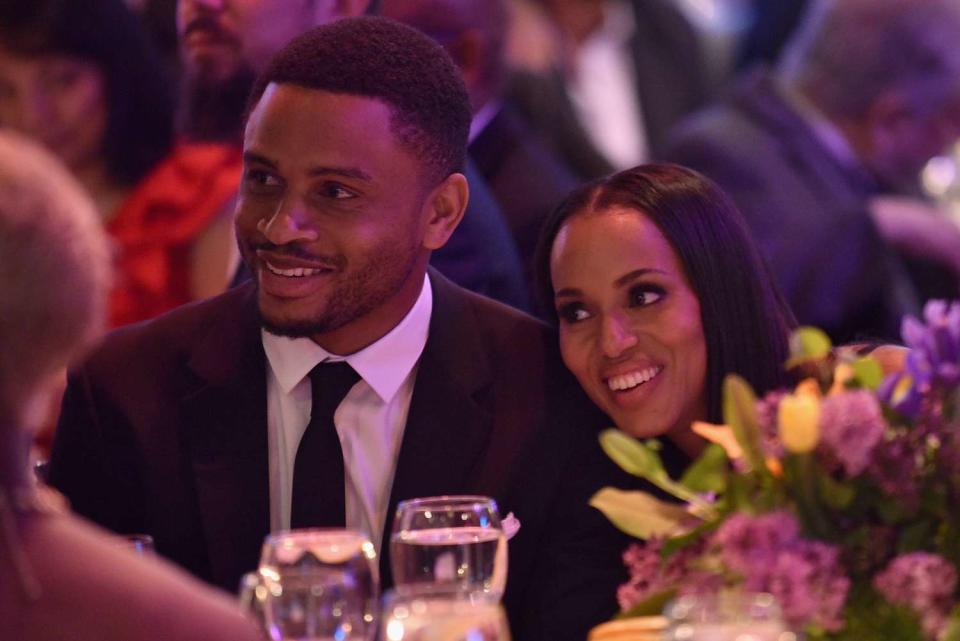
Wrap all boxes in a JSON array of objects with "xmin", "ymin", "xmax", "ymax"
[
  {"xmin": 178, "ymin": 0, "xmax": 530, "ymax": 309},
  {"xmin": 381, "ymin": 0, "xmax": 580, "ymax": 297},
  {"xmin": 0, "ymin": 0, "xmax": 240, "ymax": 328},
  {"xmin": 666, "ymin": 0, "xmax": 960, "ymax": 344},
  {"xmin": 734, "ymin": 0, "xmax": 811, "ymax": 71},
  {"xmin": 0, "ymin": 130, "xmax": 261, "ymax": 641},
  {"xmin": 507, "ymin": 0, "xmax": 714, "ymax": 180}
]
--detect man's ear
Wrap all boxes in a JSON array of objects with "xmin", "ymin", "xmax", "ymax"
[{"xmin": 422, "ymin": 172, "xmax": 468, "ymax": 251}]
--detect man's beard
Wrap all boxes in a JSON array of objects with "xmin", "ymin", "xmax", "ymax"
[
  {"xmin": 253, "ymin": 240, "xmax": 421, "ymax": 342},
  {"xmin": 179, "ymin": 63, "xmax": 258, "ymax": 143}
]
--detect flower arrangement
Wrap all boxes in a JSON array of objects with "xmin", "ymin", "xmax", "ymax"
[{"xmin": 591, "ymin": 301, "xmax": 960, "ymax": 641}]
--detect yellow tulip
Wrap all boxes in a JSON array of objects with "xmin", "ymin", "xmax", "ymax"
[
  {"xmin": 795, "ymin": 377, "xmax": 822, "ymax": 399},
  {"xmin": 778, "ymin": 393, "xmax": 821, "ymax": 453}
]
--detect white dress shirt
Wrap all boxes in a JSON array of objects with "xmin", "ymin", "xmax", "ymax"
[
  {"xmin": 566, "ymin": 0, "xmax": 649, "ymax": 170},
  {"xmin": 262, "ymin": 275, "xmax": 432, "ymax": 552}
]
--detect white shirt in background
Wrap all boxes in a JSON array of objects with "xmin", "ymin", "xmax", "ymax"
[{"xmin": 566, "ymin": 0, "xmax": 648, "ymax": 170}]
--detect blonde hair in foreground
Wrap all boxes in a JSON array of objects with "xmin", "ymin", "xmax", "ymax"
[{"xmin": 0, "ymin": 131, "xmax": 111, "ymax": 416}]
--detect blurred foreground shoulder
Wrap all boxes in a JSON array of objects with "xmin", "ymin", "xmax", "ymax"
[{"xmin": 10, "ymin": 511, "xmax": 261, "ymax": 641}]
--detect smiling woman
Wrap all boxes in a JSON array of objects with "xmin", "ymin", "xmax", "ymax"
[{"xmin": 536, "ymin": 164, "xmax": 796, "ymax": 453}]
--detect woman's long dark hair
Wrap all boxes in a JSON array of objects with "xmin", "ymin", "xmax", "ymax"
[
  {"xmin": 535, "ymin": 163, "xmax": 797, "ymax": 423},
  {"xmin": 0, "ymin": 0, "xmax": 174, "ymax": 185}
]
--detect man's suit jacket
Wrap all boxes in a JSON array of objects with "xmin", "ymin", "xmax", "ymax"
[
  {"xmin": 664, "ymin": 70, "xmax": 917, "ymax": 343},
  {"xmin": 469, "ymin": 103, "xmax": 581, "ymax": 289},
  {"xmin": 508, "ymin": 0, "xmax": 714, "ymax": 180},
  {"xmin": 50, "ymin": 272, "xmax": 634, "ymax": 641}
]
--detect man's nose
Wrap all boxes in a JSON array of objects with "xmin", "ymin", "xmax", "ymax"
[{"xmin": 257, "ymin": 199, "xmax": 320, "ymax": 246}]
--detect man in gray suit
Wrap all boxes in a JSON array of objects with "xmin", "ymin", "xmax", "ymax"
[{"xmin": 666, "ymin": 0, "xmax": 960, "ymax": 342}]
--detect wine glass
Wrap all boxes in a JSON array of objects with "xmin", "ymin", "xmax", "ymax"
[
  {"xmin": 258, "ymin": 528, "xmax": 378, "ymax": 641},
  {"xmin": 381, "ymin": 585, "xmax": 510, "ymax": 641},
  {"xmin": 389, "ymin": 496, "xmax": 506, "ymax": 599},
  {"xmin": 663, "ymin": 592, "xmax": 798, "ymax": 641}
]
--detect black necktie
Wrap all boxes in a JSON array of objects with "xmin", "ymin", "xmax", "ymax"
[{"xmin": 290, "ymin": 361, "xmax": 360, "ymax": 529}]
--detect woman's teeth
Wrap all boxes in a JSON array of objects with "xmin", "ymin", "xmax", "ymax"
[
  {"xmin": 264, "ymin": 262, "xmax": 324, "ymax": 278},
  {"xmin": 607, "ymin": 366, "xmax": 662, "ymax": 392}
]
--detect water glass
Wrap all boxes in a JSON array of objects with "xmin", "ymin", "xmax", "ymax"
[
  {"xmin": 381, "ymin": 585, "xmax": 510, "ymax": 641},
  {"xmin": 239, "ymin": 571, "xmax": 270, "ymax": 639},
  {"xmin": 390, "ymin": 496, "xmax": 506, "ymax": 599},
  {"xmin": 663, "ymin": 592, "xmax": 798, "ymax": 641},
  {"xmin": 259, "ymin": 528, "xmax": 378, "ymax": 641}
]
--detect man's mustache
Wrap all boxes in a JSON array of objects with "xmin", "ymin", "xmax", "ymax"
[
  {"xmin": 182, "ymin": 15, "xmax": 239, "ymax": 45},
  {"xmin": 252, "ymin": 242, "xmax": 346, "ymax": 270}
]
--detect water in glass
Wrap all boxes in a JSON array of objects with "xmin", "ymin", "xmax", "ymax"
[
  {"xmin": 259, "ymin": 528, "xmax": 377, "ymax": 641},
  {"xmin": 390, "ymin": 496, "xmax": 506, "ymax": 599}
]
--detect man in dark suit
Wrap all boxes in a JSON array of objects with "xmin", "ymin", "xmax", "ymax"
[
  {"xmin": 50, "ymin": 17, "xmax": 630, "ymax": 641},
  {"xmin": 665, "ymin": 0, "xmax": 960, "ymax": 343},
  {"xmin": 177, "ymin": 0, "xmax": 529, "ymax": 310},
  {"xmin": 508, "ymin": 0, "xmax": 715, "ymax": 180}
]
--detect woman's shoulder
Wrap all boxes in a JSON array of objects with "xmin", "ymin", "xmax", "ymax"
[{"xmin": 12, "ymin": 511, "xmax": 261, "ymax": 641}]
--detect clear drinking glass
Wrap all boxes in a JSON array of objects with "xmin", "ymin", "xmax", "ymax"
[
  {"xmin": 663, "ymin": 592, "xmax": 798, "ymax": 641},
  {"xmin": 381, "ymin": 585, "xmax": 510, "ymax": 641},
  {"xmin": 389, "ymin": 496, "xmax": 507, "ymax": 599},
  {"xmin": 258, "ymin": 528, "xmax": 378, "ymax": 641},
  {"xmin": 239, "ymin": 571, "xmax": 270, "ymax": 640}
]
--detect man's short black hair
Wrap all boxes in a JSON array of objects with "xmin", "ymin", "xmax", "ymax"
[{"xmin": 247, "ymin": 16, "xmax": 471, "ymax": 184}]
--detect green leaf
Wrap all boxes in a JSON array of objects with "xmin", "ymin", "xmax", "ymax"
[
  {"xmin": 598, "ymin": 432, "xmax": 717, "ymax": 511},
  {"xmin": 599, "ymin": 430, "xmax": 668, "ymax": 482},
  {"xmin": 660, "ymin": 519, "xmax": 721, "ymax": 557},
  {"xmin": 616, "ymin": 589, "xmax": 677, "ymax": 619},
  {"xmin": 722, "ymin": 375, "xmax": 766, "ymax": 475},
  {"xmin": 837, "ymin": 585, "xmax": 925, "ymax": 641},
  {"xmin": 589, "ymin": 487, "xmax": 689, "ymax": 540},
  {"xmin": 783, "ymin": 453, "xmax": 834, "ymax": 539},
  {"xmin": 897, "ymin": 520, "xmax": 935, "ymax": 554},
  {"xmin": 786, "ymin": 326, "xmax": 832, "ymax": 368},
  {"xmin": 816, "ymin": 472, "xmax": 855, "ymax": 510},
  {"xmin": 679, "ymin": 444, "xmax": 728, "ymax": 494},
  {"xmin": 850, "ymin": 357, "xmax": 884, "ymax": 390}
]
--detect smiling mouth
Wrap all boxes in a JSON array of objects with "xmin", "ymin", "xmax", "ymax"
[
  {"xmin": 606, "ymin": 366, "xmax": 663, "ymax": 392},
  {"xmin": 263, "ymin": 261, "xmax": 329, "ymax": 278}
]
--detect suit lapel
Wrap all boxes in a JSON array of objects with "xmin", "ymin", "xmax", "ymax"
[
  {"xmin": 379, "ymin": 272, "xmax": 495, "ymax": 587},
  {"xmin": 180, "ymin": 284, "xmax": 271, "ymax": 590}
]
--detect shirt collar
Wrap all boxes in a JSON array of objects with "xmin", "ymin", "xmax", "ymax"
[{"xmin": 262, "ymin": 274, "xmax": 433, "ymax": 403}]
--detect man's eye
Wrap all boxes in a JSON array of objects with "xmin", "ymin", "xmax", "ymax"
[
  {"xmin": 243, "ymin": 169, "xmax": 282, "ymax": 192},
  {"xmin": 629, "ymin": 285, "xmax": 664, "ymax": 307},
  {"xmin": 557, "ymin": 303, "xmax": 591, "ymax": 324},
  {"xmin": 320, "ymin": 183, "xmax": 357, "ymax": 200}
]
